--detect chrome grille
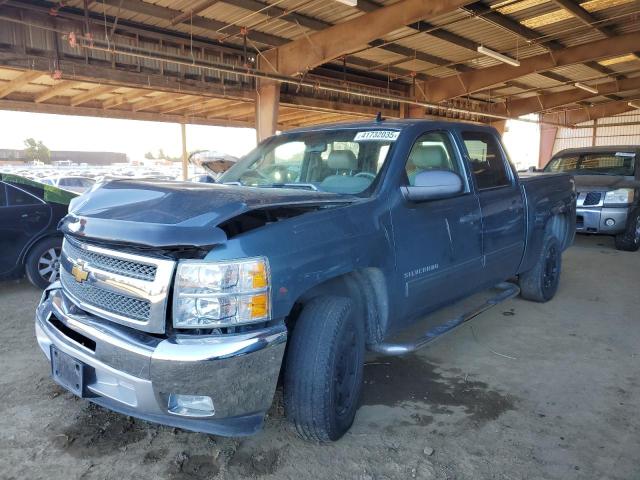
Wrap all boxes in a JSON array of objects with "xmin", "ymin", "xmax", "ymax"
[
  {"xmin": 59, "ymin": 237, "xmax": 175, "ymax": 333},
  {"xmin": 583, "ymin": 192, "xmax": 602, "ymax": 206},
  {"xmin": 61, "ymin": 269, "xmax": 150, "ymax": 321},
  {"xmin": 64, "ymin": 238, "xmax": 157, "ymax": 281}
]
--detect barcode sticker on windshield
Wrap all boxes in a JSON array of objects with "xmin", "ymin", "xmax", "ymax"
[{"xmin": 354, "ymin": 130, "xmax": 400, "ymax": 142}]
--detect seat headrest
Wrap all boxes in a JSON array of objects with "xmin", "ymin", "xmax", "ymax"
[
  {"xmin": 410, "ymin": 144, "xmax": 449, "ymax": 170},
  {"xmin": 328, "ymin": 150, "xmax": 357, "ymax": 170}
]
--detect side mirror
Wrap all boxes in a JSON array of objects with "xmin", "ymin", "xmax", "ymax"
[
  {"xmin": 401, "ymin": 170, "xmax": 463, "ymax": 202},
  {"xmin": 527, "ymin": 166, "xmax": 537, "ymax": 172}
]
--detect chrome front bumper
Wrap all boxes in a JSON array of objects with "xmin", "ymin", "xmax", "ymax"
[
  {"xmin": 576, "ymin": 206, "xmax": 628, "ymax": 234},
  {"xmin": 35, "ymin": 284, "xmax": 287, "ymax": 436}
]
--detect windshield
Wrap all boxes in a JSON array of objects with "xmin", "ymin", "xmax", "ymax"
[
  {"xmin": 545, "ymin": 152, "xmax": 636, "ymax": 176},
  {"xmin": 219, "ymin": 128, "xmax": 399, "ymax": 195}
]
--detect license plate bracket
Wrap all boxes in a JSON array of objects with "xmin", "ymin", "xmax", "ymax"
[{"xmin": 51, "ymin": 346, "xmax": 84, "ymax": 397}]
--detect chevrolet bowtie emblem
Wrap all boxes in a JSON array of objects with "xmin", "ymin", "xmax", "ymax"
[{"xmin": 71, "ymin": 263, "xmax": 89, "ymax": 283}]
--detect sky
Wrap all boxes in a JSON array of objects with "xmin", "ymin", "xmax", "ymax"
[
  {"xmin": 0, "ymin": 111, "xmax": 257, "ymax": 161},
  {"xmin": 0, "ymin": 110, "xmax": 539, "ymax": 168}
]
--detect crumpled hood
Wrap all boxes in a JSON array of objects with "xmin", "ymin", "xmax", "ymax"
[
  {"xmin": 573, "ymin": 175, "xmax": 639, "ymax": 192},
  {"xmin": 60, "ymin": 179, "xmax": 353, "ymax": 248}
]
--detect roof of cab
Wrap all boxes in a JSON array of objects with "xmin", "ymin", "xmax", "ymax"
[
  {"xmin": 552, "ymin": 145, "xmax": 640, "ymax": 157},
  {"xmin": 282, "ymin": 118, "xmax": 498, "ymax": 135}
]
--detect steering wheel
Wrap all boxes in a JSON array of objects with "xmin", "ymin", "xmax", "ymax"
[
  {"xmin": 239, "ymin": 169, "xmax": 269, "ymax": 182},
  {"xmin": 354, "ymin": 172, "xmax": 376, "ymax": 180},
  {"xmin": 265, "ymin": 165, "xmax": 294, "ymax": 182}
]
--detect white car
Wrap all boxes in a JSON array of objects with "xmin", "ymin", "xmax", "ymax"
[{"xmin": 41, "ymin": 176, "xmax": 95, "ymax": 193}]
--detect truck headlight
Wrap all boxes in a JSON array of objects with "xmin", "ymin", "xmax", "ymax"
[
  {"xmin": 604, "ymin": 188, "xmax": 634, "ymax": 205},
  {"xmin": 173, "ymin": 257, "xmax": 270, "ymax": 329}
]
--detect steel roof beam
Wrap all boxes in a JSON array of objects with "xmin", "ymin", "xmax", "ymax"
[
  {"xmin": 423, "ymin": 31, "xmax": 640, "ymax": 103},
  {"xmin": 263, "ymin": 0, "xmax": 475, "ymax": 77},
  {"xmin": 494, "ymin": 76, "xmax": 640, "ymax": 117},
  {"xmin": 550, "ymin": 0, "xmax": 614, "ymax": 37},
  {"xmin": 543, "ymin": 99, "xmax": 638, "ymax": 125}
]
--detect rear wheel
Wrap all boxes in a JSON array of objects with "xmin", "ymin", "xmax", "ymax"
[
  {"xmin": 614, "ymin": 211, "xmax": 640, "ymax": 252},
  {"xmin": 25, "ymin": 237, "xmax": 62, "ymax": 289},
  {"xmin": 284, "ymin": 296, "xmax": 364, "ymax": 442},
  {"xmin": 519, "ymin": 232, "xmax": 562, "ymax": 302}
]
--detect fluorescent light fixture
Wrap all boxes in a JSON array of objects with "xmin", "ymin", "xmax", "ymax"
[
  {"xmin": 334, "ymin": 0, "xmax": 357, "ymax": 5},
  {"xmin": 628, "ymin": 101, "xmax": 640, "ymax": 110},
  {"xmin": 574, "ymin": 82, "xmax": 598, "ymax": 94},
  {"xmin": 477, "ymin": 45, "xmax": 521, "ymax": 67}
]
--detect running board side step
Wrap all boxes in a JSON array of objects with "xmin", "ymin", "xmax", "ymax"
[{"xmin": 370, "ymin": 282, "xmax": 520, "ymax": 356}]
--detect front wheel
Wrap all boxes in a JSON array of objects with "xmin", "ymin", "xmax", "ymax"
[
  {"xmin": 284, "ymin": 296, "xmax": 364, "ymax": 442},
  {"xmin": 519, "ymin": 233, "xmax": 562, "ymax": 302},
  {"xmin": 614, "ymin": 211, "xmax": 640, "ymax": 252}
]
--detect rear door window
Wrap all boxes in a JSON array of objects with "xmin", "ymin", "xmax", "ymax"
[
  {"xmin": 461, "ymin": 131, "xmax": 511, "ymax": 190},
  {"xmin": 6, "ymin": 185, "xmax": 41, "ymax": 206}
]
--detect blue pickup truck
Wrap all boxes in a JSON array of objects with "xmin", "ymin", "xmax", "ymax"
[{"xmin": 35, "ymin": 120, "xmax": 576, "ymax": 442}]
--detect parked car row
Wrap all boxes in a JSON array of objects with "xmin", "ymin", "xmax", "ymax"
[{"xmin": 3, "ymin": 166, "xmax": 188, "ymax": 194}]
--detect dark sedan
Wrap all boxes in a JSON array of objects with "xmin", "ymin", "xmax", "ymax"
[{"xmin": 0, "ymin": 174, "xmax": 76, "ymax": 288}]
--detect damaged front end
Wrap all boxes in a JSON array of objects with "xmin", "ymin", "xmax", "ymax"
[{"xmin": 37, "ymin": 178, "xmax": 354, "ymax": 435}]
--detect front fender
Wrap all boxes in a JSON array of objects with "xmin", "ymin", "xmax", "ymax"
[{"xmin": 203, "ymin": 200, "xmax": 396, "ymax": 320}]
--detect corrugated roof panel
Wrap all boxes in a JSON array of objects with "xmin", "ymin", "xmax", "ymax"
[
  {"xmin": 518, "ymin": 73, "xmax": 564, "ymax": 88},
  {"xmin": 422, "ymin": 66, "xmax": 464, "ymax": 78},
  {"xmin": 444, "ymin": 17, "xmax": 523, "ymax": 52},
  {"xmin": 353, "ymin": 48, "xmax": 404, "ymax": 65},
  {"xmin": 289, "ymin": 0, "xmax": 364, "ymax": 25},
  {"xmin": 392, "ymin": 35, "xmax": 473, "ymax": 64},
  {"xmin": 490, "ymin": 0, "xmax": 554, "ymax": 16},
  {"xmin": 599, "ymin": 54, "xmax": 639, "ymax": 66},
  {"xmin": 552, "ymin": 64, "xmax": 607, "ymax": 81}
]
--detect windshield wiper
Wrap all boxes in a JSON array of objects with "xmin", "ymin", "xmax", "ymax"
[{"xmin": 258, "ymin": 183, "xmax": 320, "ymax": 191}]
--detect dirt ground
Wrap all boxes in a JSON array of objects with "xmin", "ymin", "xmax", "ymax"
[{"xmin": 0, "ymin": 235, "xmax": 638, "ymax": 480}]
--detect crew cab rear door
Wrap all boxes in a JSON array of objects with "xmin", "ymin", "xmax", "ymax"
[
  {"xmin": 458, "ymin": 130, "xmax": 525, "ymax": 282},
  {"xmin": 0, "ymin": 183, "xmax": 50, "ymax": 274}
]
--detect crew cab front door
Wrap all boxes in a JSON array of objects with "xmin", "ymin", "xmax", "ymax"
[
  {"xmin": 391, "ymin": 130, "xmax": 483, "ymax": 324},
  {"xmin": 459, "ymin": 130, "xmax": 525, "ymax": 283}
]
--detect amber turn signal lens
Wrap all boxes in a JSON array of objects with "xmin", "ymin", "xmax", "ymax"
[{"xmin": 249, "ymin": 293, "xmax": 268, "ymax": 318}]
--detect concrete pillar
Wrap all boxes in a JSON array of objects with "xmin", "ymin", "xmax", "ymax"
[
  {"xmin": 255, "ymin": 79, "xmax": 280, "ymax": 142},
  {"xmin": 181, "ymin": 123, "xmax": 188, "ymax": 181},
  {"xmin": 539, "ymin": 123, "xmax": 557, "ymax": 168}
]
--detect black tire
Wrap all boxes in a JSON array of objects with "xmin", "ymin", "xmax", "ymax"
[
  {"xmin": 614, "ymin": 210, "xmax": 640, "ymax": 252},
  {"xmin": 284, "ymin": 296, "xmax": 365, "ymax": 442},
  {"xmin": 519, "ymin": 233, "xmax": 562, "ymax": 303},
  {"xmin": 25, "ymin": 237, "xmax": 63, "ymax": 289}
]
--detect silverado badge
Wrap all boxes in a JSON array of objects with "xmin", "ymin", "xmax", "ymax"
[{"xmin": 71, "ymin": 263, "xmax": 89, "ymax": 283}]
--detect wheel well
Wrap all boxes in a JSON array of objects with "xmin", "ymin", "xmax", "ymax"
[
  {"xmin": 21, "ymin": 233, "xmax": 62, "ymax": 265},
  {"xmin": 286, "ymin": 268, "xmax": 389, "ymax": 345},
  {"xmin": 547, "ymin": 213, "xmax": 571, "ymax": 250}
]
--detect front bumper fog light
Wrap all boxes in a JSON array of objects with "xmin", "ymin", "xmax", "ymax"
[
  {"xmin": 167, "ymin": 394, "xmax": 215, "ymax": 417},
  {"xmin": 605, "ymin": 218, "xmax": 616, "ymax": 227}
]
